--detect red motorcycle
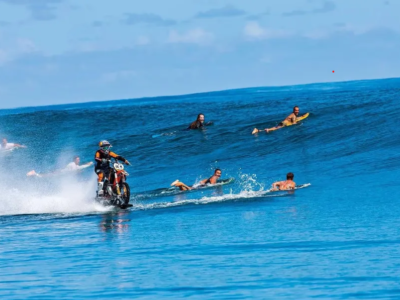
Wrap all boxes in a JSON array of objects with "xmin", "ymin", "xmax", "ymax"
[{"xmin": 96, "ymin": 158, "xmax": 132, "ymax": 208}]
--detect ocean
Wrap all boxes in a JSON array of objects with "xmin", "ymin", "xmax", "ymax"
[{"xmin": 1, "ymin": 78, "xmax": 400, "ymax": 299}]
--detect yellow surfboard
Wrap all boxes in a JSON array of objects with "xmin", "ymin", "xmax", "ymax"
[
  {"xmin": 284, "ymin": 112, "xmax": 309, "ymax": 127},
  {"xmin": 251, "ymin": 113, "xmax": 310, "ymax": 134}
]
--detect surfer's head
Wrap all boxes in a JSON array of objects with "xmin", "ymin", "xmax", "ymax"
[
  {"xmin": 197, "ymin": 113, "xmax": 205, "ymax": 124},
  {"xmin": 214, "ymin": 169, "xmax": 222, "ymax": 177},
  {"xmin": 287, "ymin": 172, "xmax": 294, "ymax": 180},
  {"xmin": 73, "ymin": 156, "xmax": 80, "ymax": 165},
  {"xmin": 293, "ymin": 106, "xmax": 299, "ymax": 116}
]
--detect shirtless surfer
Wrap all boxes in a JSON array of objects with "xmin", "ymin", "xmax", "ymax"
[
  {"xmin": 0, "ymin": 138, "xmax": 27, "ymax": 150},
  {"xmin": 252, "ymin": 106, "xmax": 301, "ymax": 134},
  {"xmin": 26, "ymin": 156, "xmax": 93, "ymax": 177},
  {"xmin": 271, "ymin": 172, "xmax": 296, "ymax": 191},
  {"xmin": 171, "ymin": 169, "xmax": 222, "ymax": 191}
]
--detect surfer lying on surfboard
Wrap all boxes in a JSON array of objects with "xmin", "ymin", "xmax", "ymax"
[
  {"xmin": 252, "ymin": 106, "xmax": 308, "ymax": 134},
  {"xmin": 271, "ymin": 172, "xmax": 296, "ymax": 191},
  {"xmin": 171, "ymin": 168, "xmax": 222, "ymax": 191}
]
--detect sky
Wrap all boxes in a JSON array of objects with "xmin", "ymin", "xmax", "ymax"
[{"xmin": 0, "ymin": 0, "xmax": 399, "ymax": 108}]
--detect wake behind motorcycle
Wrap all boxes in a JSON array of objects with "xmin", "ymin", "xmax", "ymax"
[{"xmin": 95, "ymin": 158, "xmax": 132, "ymax": 209}]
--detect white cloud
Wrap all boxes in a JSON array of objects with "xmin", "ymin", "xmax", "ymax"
[
  {"xmin": 77, "ymin": 42, "xmax": 99, "ymax": 53},
  {"xmin": 168, "ymin": 28, "xmax": 213, "ymax": 45},
  {"xmin": 333, "ymin": 24, "xmax": 368, "ymax": 35},
  {"xmin": 302, "ymin": 30, "xmax": 329, "ymax": 39},
  {"xmin": 101, "ymin": 70, "xmax": 137, "ymax": 83},
  {"xmin": 16, "ymin": 38, "xmax": 37, "ymax": 53},
  {"xmin": 244, "ymin": 22, "xmax": 290, "ymax": 40},
  {"xmin": 0, "ymin": 38, "xmax": 38, "ymax": 65},
  {"xmin": 0, "ymin": 49, "xmax": 9, "ymax": 65},
  {"xmin": 260, "ymin": 56, "xmax": 272, "ymax": 64},
  {"xmin": 244, "ymin": 22, "xmax": 265, "ymax": 38},
  {"xmin": 136, "ymin": 36, "xmax": 150, "ymax": 46},
  {"xmin": 302, "ymin": 24, "xmax": 370, "ymax": 40}
]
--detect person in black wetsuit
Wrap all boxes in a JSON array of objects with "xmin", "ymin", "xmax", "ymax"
[
  {"xmin": 187, "ymin": 113, "xmax": 213, "ymax": 129},
  {"xmin": 171, "ymin": 169, "xmax": 222, "ymax": 191},
  {"xmin": 95, "ymin": 140, "xmax": 130, "ymax": 196}
]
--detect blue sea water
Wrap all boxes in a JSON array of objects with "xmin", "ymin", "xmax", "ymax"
[{"xmin": 0, "ymin": 78, "xmax": 400, "ymax": 299}]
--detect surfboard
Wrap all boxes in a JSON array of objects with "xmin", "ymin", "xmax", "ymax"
[
  {"xmin": 284, "ymin": 113, "xmax": 309, "ymax": 127},
  {"xmin": 191, "ymin": 177, "xmax": 234, "ymax": 190},
  {"xmin": 252, "ymin": 113, "xmax": 310, "ymax": 134},
  {"xmin": 269, "ymin": 183, "xmax": 311, "ymax": 192}
]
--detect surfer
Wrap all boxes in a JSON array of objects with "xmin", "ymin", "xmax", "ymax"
[
  {"xmin": 252, "ymin": 106, "xmax": 301, "ymax": 134},
  {"xmin": 171, "ymin": 169, "xmax": 222, "ymax": 191},
  {"xmin": 26, "ymin": 156, "xmax": 93, "ymax": 177},
  {"xmin": 0, "ymin": 138, "xmax": 27, "ymax": 150},
  {"xmin": 95, "ymin": 140, "xmax": 130, "ymax": 196},
  {"xmin": 188, "ymin": 113, "xmax": 212, "ymax": 129},
  {"xmin": 271, "ymin": 172, "xmax": 296, "ymax": 191}
]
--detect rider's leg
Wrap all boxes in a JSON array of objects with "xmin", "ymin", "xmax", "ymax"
[{"xmin": 97, "ymin": 171, "xmax": 104, "ymax": 196}]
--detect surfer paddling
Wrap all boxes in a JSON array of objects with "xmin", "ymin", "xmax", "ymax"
[
  {"xmin": 0, "ymin": 138, "xmax": 27, "ymax": 150},
  {"xmin": 27, "ymin": 156, "xmax": 93, "ymax": 177},
  {"xmin": 171, "ymin": 169, "xmax": 222, "ymax": 191},
  {"xmin": 252, "ymin": 106, "xmax": 304, "ymax": 134},
  {"xmin": 271, "ymin": 172, "xmax": 296, "ymax": 191},
  {"xmin": 188, "ymin": 113, "xmax": 213, "ymax": 129}
]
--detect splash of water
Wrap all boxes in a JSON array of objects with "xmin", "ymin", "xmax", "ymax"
[{"xmin": 0, "ymin": 173, "xmax": 110, "ymax": 216}]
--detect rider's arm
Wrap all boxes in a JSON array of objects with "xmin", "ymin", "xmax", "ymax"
[
  {"xmin": 109, "ymin": 151, "xmax": 129, "ymax": 164},
  {"xmin": 95, "ymin": 151, "xmax": 102, "ymax": 162}
]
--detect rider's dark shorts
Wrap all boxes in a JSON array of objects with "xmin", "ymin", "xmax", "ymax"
[{"xmin": 95, "ymin": 168, "xmax": 106, "ymax": 174}]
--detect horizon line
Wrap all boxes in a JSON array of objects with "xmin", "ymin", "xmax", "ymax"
[{"xmin": 1, "ymin": 76, "xmax": 399, "ymax": 112}]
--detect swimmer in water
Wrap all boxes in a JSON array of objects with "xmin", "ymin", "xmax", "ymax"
[{"xmin": 188, "ymin": 113, "xmax": 213, "ymax": 129}]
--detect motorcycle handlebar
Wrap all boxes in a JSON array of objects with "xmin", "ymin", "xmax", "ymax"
[{"xmin": 105, "ymin": 158, "xmax": 131, "ymax": 166}]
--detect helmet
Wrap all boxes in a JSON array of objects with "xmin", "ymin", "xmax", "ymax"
[{"xmin": 99, "ymin": 140, "xmax": 112, "ymax": 153}]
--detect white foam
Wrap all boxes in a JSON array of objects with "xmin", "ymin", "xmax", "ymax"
[
  {"xmin": 131, "ymin": 183, "xmax": 311, "ymax": 211},
  {"xmin": 132, "ymin": 190, "xmax": 278, "ymax": 211},
  {"xmin": 0, "ymin": 174, "xmax": 111, "ymax": 216}
]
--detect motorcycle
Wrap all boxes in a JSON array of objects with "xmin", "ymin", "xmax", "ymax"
[{"xmin": 96, "ymin": 158, "xmax": 132, "ymax": 209}]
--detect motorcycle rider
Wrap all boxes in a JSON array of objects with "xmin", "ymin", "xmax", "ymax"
[{"xmin": 95, "ymin": 140, "xmax": 130, "ymax": 196}]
